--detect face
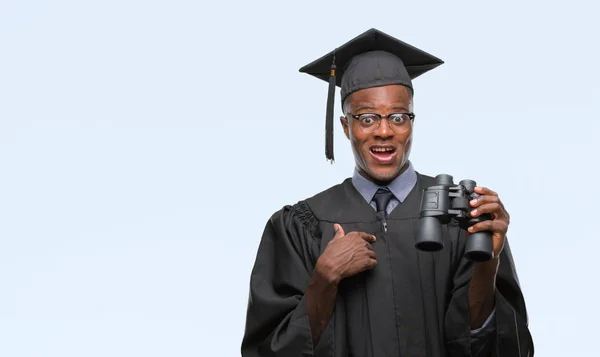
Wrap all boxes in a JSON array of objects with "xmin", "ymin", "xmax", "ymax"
[{"xmin": 341, "ymin": 84, "xmax": 413, "ymax": 185}]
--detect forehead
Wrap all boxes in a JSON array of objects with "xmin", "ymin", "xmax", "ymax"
[{"xmin": 347, "ymin": 85, "xmax": 412, "ymax": 109}]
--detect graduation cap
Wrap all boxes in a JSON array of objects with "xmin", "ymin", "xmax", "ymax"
[{"xmin": 299, "ymin": 28, "xmax": 444, "ymax": 162}]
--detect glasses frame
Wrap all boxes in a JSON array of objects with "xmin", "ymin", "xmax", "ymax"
[{"xmin": 346, "ymin": 112, "xmax": 416, "ymax": 134}]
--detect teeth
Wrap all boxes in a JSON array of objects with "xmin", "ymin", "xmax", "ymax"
[{"xmin": 372, "ymin": 147, "xmax": 394, "ymax": 152}]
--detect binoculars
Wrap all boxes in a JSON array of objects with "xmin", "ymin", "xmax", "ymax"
[{"xmin": 415, "ymin": 174, "xmax": 493, "ymax": 262}]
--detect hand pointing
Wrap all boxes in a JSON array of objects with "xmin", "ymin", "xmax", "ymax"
[{"xmin": 315, "ymin": 224, "xmax": 377, "ymax": 285}]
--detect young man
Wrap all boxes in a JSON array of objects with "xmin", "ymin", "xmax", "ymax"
[{"xmin": 241, "ymin": 28, "xmax": 533, "ymax": 357}]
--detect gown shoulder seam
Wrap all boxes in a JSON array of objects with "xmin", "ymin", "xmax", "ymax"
[{"xmin": 290, "ymin": 200, "xmax": 320, "ymax": 238}]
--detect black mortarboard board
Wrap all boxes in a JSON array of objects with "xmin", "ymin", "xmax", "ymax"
[{"xmin": 299, "ymin": 28, "xmax": 444, "ymax": 162}]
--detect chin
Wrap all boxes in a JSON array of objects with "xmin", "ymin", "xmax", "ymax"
[
  {"xmin": 365, "ymin": 166, "xmax": 401, "ymax": 184},
  {"xmin": 363, "ymin": 159, "xmax": 408, "ymax": 184}
]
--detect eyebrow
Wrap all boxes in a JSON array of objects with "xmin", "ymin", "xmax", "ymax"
[
  {"xmin": 354, "ymin": 106, "xmax": 377, "ymax": 112},
  {"xmin": 353, "ymin": 105, "xmax": 410, "ymax": 112}
]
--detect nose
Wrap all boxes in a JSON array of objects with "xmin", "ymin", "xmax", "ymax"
[{"xmin": 374, "ymin": 118, "xmax": 394, "ymax": 138}]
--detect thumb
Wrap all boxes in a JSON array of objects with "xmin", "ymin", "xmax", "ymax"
[{"xmin": 333, "ymin": 224, "xmax": 345, "ymax": 239}]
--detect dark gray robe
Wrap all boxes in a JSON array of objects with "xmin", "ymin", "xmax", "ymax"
[{"xmin": 241, "ymin": 173, "xmax": 534, "ymax": 357}]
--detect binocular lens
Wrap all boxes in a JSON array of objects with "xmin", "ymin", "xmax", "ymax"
[
  {"xmin": 464, "ymin": 231, "xmax": 494, "ymax": 262},
  {"xmin": 415, "ymin": 216, "xmax": 444, "ymax": 252}
]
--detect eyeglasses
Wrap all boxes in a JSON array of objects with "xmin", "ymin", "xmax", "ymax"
[{"xmin": 346, "ymin": 112, "xmax": 415, "ymax": 134}]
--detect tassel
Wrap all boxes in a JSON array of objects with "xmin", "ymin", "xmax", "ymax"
[{"xmin": 325, "ymin": 62, "xmax": 336, "ymax": 163}]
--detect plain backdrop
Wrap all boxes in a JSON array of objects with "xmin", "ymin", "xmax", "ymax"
[{"xmin": 1, "ymin": 0, "xmax": 599, "ymax": 356}]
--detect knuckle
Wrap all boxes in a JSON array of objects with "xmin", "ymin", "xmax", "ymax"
[{"xmin": 480, "ymin": 195, "xmax": 495, "ymax": 203}]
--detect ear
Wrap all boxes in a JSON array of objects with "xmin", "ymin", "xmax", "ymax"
[{"xmin": 340, "ymin": 116, "xmax": 350, "ymax": 139}]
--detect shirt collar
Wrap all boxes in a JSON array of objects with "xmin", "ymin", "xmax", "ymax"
[{"xmin": 351, "ymin": 161, "xmax": 418, "ymax": 204}]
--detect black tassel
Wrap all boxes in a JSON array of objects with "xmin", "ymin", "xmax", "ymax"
[{"xmin": 325, "ymin": 62, "xmax": 336, "ymax": 163}]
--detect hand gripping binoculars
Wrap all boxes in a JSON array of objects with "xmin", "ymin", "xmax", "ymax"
[{"xmin": 415, "ymin": 174, "xmax": 493, "ymax": 262}]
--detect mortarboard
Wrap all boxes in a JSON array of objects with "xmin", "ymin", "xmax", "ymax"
[{"xmin": 299, "ymin": 28, "xmax": 444, "ymax": 162}]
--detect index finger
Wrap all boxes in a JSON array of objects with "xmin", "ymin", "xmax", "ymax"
[
  {"xmin": 474, "ymin": 186, "xmax": 497, "ymax": 196},
  {"xmin": 359, "ymin": 232, "xmax": 377, "ymax": 242}
]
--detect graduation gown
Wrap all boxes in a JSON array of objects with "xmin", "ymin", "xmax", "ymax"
[{"xmin": 241, "ymin": 173, "xmax": 534, "ymax": 357}]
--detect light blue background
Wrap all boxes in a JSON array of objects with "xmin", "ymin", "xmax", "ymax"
[{"xmin": 1, "ymin": 0, "xmax": 598, "ymax": 355}]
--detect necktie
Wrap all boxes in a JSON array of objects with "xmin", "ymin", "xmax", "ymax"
[{"xmin": 372, "ymin": 187, "xmax": 394, "ymax": 218}]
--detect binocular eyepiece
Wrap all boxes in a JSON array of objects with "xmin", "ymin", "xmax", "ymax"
[{"xmin": 415, "ymin": 174, "xmax": 493, "ymax": 262}]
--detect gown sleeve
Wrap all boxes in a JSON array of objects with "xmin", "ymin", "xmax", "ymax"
[
  {"xmin": 444, "ymin": 230, "xmax": 535, "ymax": 357},
  {"xmin": 241, "ymin": 203, "xmax": 335, "ymax": 357}
]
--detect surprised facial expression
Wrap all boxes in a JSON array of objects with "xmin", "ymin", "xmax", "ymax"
[{"xmin": 341, "ymin": 85, "xmax": 414, "ymax": 185}]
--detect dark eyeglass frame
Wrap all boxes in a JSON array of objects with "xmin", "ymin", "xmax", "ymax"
[{"xmin": 345, "ymin": 112, "xmax": 416, "ymax": 133}]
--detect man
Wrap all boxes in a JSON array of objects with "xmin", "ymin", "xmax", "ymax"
[{"xmin": 241, "ymin": 28, "xmax": 533, "ymax": 357}]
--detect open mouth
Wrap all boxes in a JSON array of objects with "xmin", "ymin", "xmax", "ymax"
[{"xmin": 370, "ymin": 146, "xmax": 397, "ymax": 163}]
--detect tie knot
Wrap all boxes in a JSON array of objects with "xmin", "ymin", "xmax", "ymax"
[{"xmin": 372, "ymin": 187, "xmax": 394, "ymax": 215}]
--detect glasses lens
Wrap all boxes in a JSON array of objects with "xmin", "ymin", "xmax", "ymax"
[
  {"xmin": 357, "ymin": 114, "xmax": 379, "ymax": 133},
  {"xmin": 356, "ymin": 113, "xmax": 412, "ymax": 133},
  {"xmin": 388, "ymin": 114, "xmax": 411, "ymax": 133}
]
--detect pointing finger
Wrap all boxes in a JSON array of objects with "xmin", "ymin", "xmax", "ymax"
[{"xmin": 360, "ymin": 232, "xmax": 377, "ymax": 243}]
